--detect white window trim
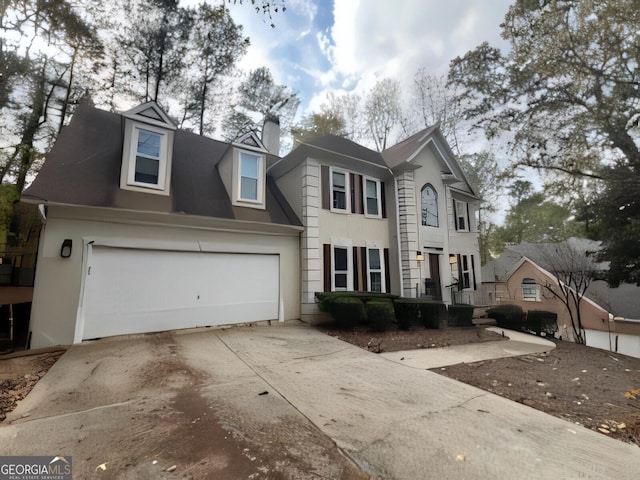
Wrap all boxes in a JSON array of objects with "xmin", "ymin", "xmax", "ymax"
[
  {"xmin": 455, "ymin": 200, "xmax": 469, "ymax": 232},
  {"xmin": 331, "ymin": 245, "xmax": 352, "ymax": 291},
  {"xmin": 364, "ymin": 177, "xmax": 382, "ymax": 218},
  {"xmin": 122, "ymin": 121, "xmax": 172, "ymax": 194},
  {"xmin": 366, "ymin": 247, "xmax": 385, "ymax": 293},
  {"xmin": 522, "ymin": 280, "xmax": 541, "ymax": 302},
  {"xmin": 233, "ymin": 149, "xmax": 266, "ymax": 209},
  {"xmin": 329, "ymin": 167, "xmax": 350, "ymax": 213}
]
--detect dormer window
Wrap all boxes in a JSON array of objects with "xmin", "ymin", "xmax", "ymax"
[
  {"xmin": 230, "ymin": 145, "xmax": 266, "ymax": 209},
  {"xmin": 120, "ymin": 102, "xmax": 176, "ymax": 195},
  {"xmin": 239, "ymin": 151, "xmax": 261, "ymax": 202},
  {"xmin": 131, "ymin": 125, "xmax": 166, "ymax": 187}
]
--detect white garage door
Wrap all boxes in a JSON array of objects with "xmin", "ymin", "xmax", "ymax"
[{"xmin": 80, "ymin": 246, "xmax": 279, "ymax": 340}]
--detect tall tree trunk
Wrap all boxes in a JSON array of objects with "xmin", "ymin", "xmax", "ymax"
[
  {"xmin": 58, "ymin": 47, "xmax": 77, "ymax": 135},
  {"xmin": 198, "ymin": 80, "xmax": 207, "ymax": 136},
  {"xmin": 15, "ymin": 63, "xmax": 47, "ymax": 192},
  {"xmin": 153, "ymin": 19, "xmax": 168, "ymax": 102}
]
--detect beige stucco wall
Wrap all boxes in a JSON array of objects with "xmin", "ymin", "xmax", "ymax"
[
  {"xmin": 501, "ymin": 261, "xmax": 609, "ymax": 341},
  {"xmin": 409, "ymin": 147, "xmax": 481, "ymax": 304},
  {"xmin": 276, "ymin": 155, "xmax": 400, "ymax": 302},
  {"xmin": 30, "ymin": 205, "xmax": 300, "ymax": 348}
]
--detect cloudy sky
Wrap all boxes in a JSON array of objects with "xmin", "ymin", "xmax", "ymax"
[{"xmin": 225, "ymin": 0, "xmax": 512, "ymax": 115}]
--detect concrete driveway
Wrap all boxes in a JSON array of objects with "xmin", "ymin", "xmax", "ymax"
[{"xmin": 2, "ymin": 323, "xmax": 639, "ymax": 479}]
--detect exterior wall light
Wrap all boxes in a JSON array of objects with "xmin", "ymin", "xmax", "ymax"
[
  {"xmin": 60, "ymin": 239, "xmax": 73, "ymax": 258},
  {"xmin": 416, "ymin": 251, "xmax": 424, "ymax": 262}
]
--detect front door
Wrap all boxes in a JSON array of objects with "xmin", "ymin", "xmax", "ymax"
[{"xmin": 426, "ymin": 254, "xmax": 442, "ymax": 300}]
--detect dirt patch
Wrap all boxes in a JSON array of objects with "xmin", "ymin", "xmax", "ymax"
[
  {"xmin": 436, "ymin": 340, "xmax": 640, "ymax": 446},
  {"xmin": 0, "ymin": 349, "xmax": 65, "ymax": 421},
  {"xmin": 318, "ymin": 324, "xmax": 506, "ymax": 353},
  {"xmin": 319, "ymin": 324, "xmax": 640, "ymax": 447}
]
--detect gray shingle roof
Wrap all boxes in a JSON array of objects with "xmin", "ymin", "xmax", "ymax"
[
  {"xmin": 23, "ymin": 103, "xmax": 301, "ymax": 227},
  {"xmin": 303, "ymin": 135, "xmax": 387, "ymax": 167},
  {"xmin": 381, "ymin": 125, "xmax": 438, "ymax": 169}
]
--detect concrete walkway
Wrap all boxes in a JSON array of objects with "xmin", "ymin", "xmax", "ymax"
[
  {"xmin": 380, "ymin": 327, "xmax": 557, "ymax": 369},
  {"xmin": 2, "ymin": 323, "xmax": 639, "ymax": 479}
]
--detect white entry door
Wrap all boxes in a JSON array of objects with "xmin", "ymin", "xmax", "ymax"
[{"xmin": 80, "ymin": 246, "xmax": 279, "ymax": 340}]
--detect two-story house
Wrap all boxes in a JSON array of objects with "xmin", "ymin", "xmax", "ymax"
[
  {"xmin": 22, "ymin": 102, "xmax": 482, "ymax": 347},
  {"xmin": 270, "ymin": 127, "xmax": 481, "ymax": 321}
]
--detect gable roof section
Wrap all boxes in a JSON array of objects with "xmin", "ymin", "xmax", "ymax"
[
  {"xmin": 123, "ymin": 101, "xmax": 177, "ymax": 130},
  {"xmin": 381, "ymin": 125, "xmax": 438, "ymax": 169},
  {"xmin": 382, "ymin": 125, "xmax": 477, "ymax": 198},
  {"xmin": 22, "ymin": 103, "xmax": 301, "ymax": 228},
  {"xmin": 269, "ymin": 134, "xmax": 387, "ymax": 178}
]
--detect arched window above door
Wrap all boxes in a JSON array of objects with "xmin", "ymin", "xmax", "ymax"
[{"xmin": 421, "ymin": 184, "xmax": 438, "ymax": 227}]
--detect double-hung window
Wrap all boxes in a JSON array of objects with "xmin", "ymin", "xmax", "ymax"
[
  {"xmin": 239, "ymin": 152, "xmax": 260, "ymax": 201},
  {"xmin": 365, "ymin": 178, "xmax": 382, "ymax": 217},
  {"xmin": 455, "ymin": 200, "xmax": 469, "ymax": 231},
  {"xmin": 333, "ymin": 246, "xmax": 349, "ymax": 290},
  {"xmin": 125, "ymin": 124, "xmax": 169, "ymax": 191},
  {"xmin": 461, "ymin": 255, "xmax": 471, "ymax": 289},
  {"xmin": 331, "ymin": 169, "xmax": 348, "ymax": 212},
  {"xmin": 134, "ymin": 128, "xmax": 162, "ymax": 185},
  {"xmin": 522, "ymin": 278, "xmax": 541, "ymax": 301},
  {"xmin": 367, "ymin": 248, "xmax": 384, "ymax": 292}
]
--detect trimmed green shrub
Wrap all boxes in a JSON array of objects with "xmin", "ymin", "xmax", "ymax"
[
  {"xmin": 526, "ymin": 310, "xmax": 558, "ymax": 336},
  {"xmin": 487, "ymin": 304, "xmax": 526, "ymax": 330},
  {"xmin": 448, "ymin": 304, "xmax": 475, "ymax": 327},
  {"xmin": 366, "ymin": 299, "xmax": 396, "ymax": 332},
  {"xmin": 393, "ymin": 299, "xmax": 420, "ymax": 330},
  {"xmin": 316, "ymin": 291, "xmax": 397, "ymax": 309},
  {"xmin": 326, "ymin": 297, "xmax": 366, "ymax": 329},
  {"xmin": 420, "ymin": 301, "xmax": 447, "ymax": 329}
]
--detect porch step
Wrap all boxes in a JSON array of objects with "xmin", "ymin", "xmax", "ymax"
[
  {"xmin": 472, "ymin": 317, "xmax": 497, "ymax": 326},
  {"xmin": 472, "ymin": 305, "xmax": 491, "ymax": 319}
]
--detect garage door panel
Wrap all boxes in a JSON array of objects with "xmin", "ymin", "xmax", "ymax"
[{"xmin": 81, "ymin": 247, "xmax": 279, "ymax": 340}]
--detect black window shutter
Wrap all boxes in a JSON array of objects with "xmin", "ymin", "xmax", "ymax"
[
  {"xmin": 321, "ymin": 166, "xmax": 330, "ymax": 210},
  {"xmin": 457, "ymin": 254, "xmax": 463, "ymax": 291},
  {"xmin": 471, "ymin": 254, "xmax": 477, "ymax": 290},
  {"xmin": 384, "ymin": 248, "xmax": 391, "ymax": 293},
  {"xmin": 352, "ymin": 246, "xmax": 359, "ymax": 291},
  {"xmin": 381, "ymin": 181, "xmax": 387, "ymax": 218},
  {"xmin": 323, "ymin": 244, "xmax": 331, "ymax": 291},
  {"xmin": 360, "ymin": 247, "xmax": 368, "ymax": 291},
  {"xmin": 453, "ymin": 200, "xmax": 458, "ymax": 230},
  {"xmin": 350, "ymin": 173, "xmax": 356, "ymax": 213}
]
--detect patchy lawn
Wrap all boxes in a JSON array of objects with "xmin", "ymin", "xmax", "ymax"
[{"xmin": 0, "ymin": 349, "xmax": 66, "ymax": 421}]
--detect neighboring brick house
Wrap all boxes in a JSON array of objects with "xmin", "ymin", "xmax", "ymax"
[{"xmin": 482, "ymin": 240, "xmax": 640, "ymax": 358}]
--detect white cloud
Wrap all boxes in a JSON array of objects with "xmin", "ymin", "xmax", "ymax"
[{"xmin": 223, "ymin": 0, "xmax": 511, "ymax": 117}]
